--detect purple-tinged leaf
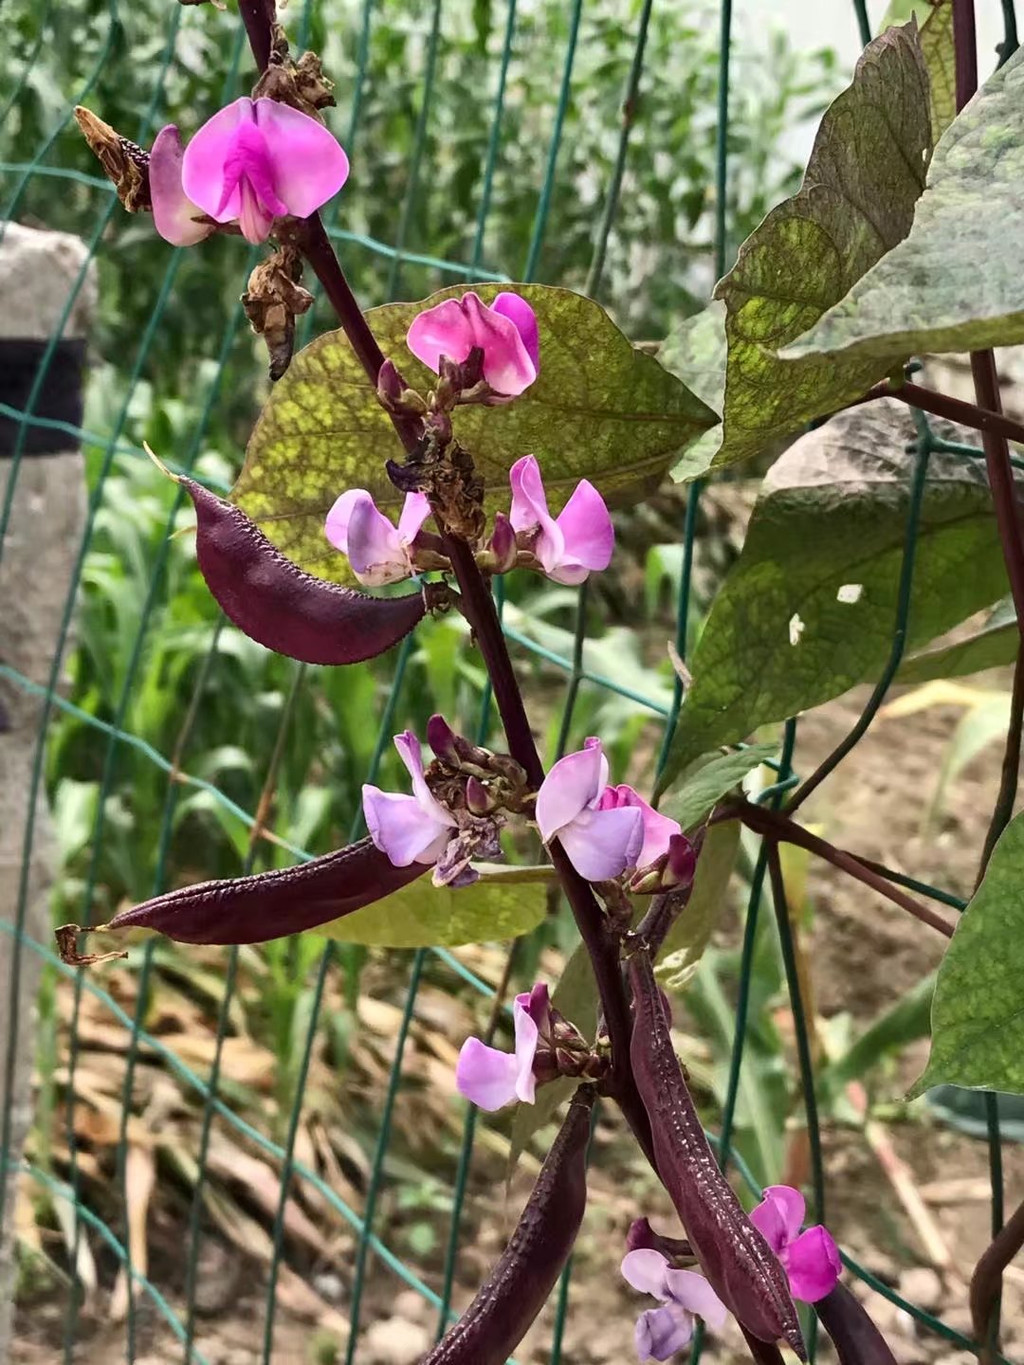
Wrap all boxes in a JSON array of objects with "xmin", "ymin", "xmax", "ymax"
[
  {"xmin": 424, "ymin": 1085, "xmax": 594, "ymax": 1365},
  {"xmin": 816, "ymin": 1284, "xmax": 898, "ymax": 1365},
  {"xmin": 96, "ymin": 837, "xmax": 425, "ymax": 945},
  {"xmin": 628, "ymin": 948, "xmax": 805, "ymax": 1358},
  {"xmin": 184, "ymin": 477, "xmax": 427, "ymax": 665}
]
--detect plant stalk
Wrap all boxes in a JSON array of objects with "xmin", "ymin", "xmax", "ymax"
[{"xmin": 862, "ymin": 379, "xmax": 1024, "ymax": 449}]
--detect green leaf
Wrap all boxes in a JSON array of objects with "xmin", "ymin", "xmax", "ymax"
[
  {"xmin": 235, "ymin": 285, "xmax": 718, "ymax": 581},
  {"xmin": 658, "ymin": 302, "xmax": 726, "ymax": 482},
  {"xmin": 668, "ymin": 22, "xmax": 931, "ymax": 479},
  {"xmin": 879, "ymin": 1, "xmax": 956, "ymax": 141},
  {"xmin": 786, "ymin": 45, "xmax": 1024, "ymax": 370},
  {"xmin": 657, "ymin": 401, "xmax": 1012, "ymax": 792},
  {"xmin": 655, "ymin": 819, "xmax": 742, "ymax": 990},
  {"xmin": 318, "ymin": 864, "xmax": 550, "ymax": 947},
  {"xmin": 659, "ymin": 743, "xmax": 779, "ymax": 830},
  {"xmin": 912, "ymin": 810, "xmax": 1024, "ymax": 1096},
  {"xmin": 895, "ymin": 600, "xmax": 1017, "ymax": 683},
  {"xmin": 927, "ymin": 691, "xmax": 1012, "ymax": 827}
]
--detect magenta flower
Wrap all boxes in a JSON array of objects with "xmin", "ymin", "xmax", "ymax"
[
  {"xmin": 455, "ymin": 983, "xmax": 549, "ymax": 1110},
  {"xmin": 151, "ymin": 96, "xmax": 349, "ymax": 247},
  {"xmin": 406, "ymin": 291, "xmax": 539, "ymax": 396},
  {"xmin": 749, "ymin": 1186, "xmax": 842, "ymax": 1304},
  {"xmin": 362, "ymin": 731, "xmax": 456, "ymax": 868},
  {"xmin": 325, "ymin": 489, "xmax": 431, "ymax": 586},
  {"xmin": 509, "ymin": 456, "xmax": 614, "ymax": 585},
  {"xmin": 621, "ymin": 1249, "xmax": 728, "ymax": 1362}
]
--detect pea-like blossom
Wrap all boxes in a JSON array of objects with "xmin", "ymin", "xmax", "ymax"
[
  {"xmin": 150, "ymin": 96, "xmax": 349, "ymax": 246},
  {"xmin": 325, "ymin": 489, "xmax": 431, "ymax": 586},
  {"xmin": 455, "ymin": 983, "xmax": 549, "ymax": 1111},
  {"xmin": 406, "ymin": 291, "xmax": 539, "ymax": 396},
  {"xmin": 362, "ymin": 731, "xmax": 456, "ymax": 868},
  {"xmin": 535, "ymin": 739, "xmax": 682, "ymax": 884},
  {"xmin": 749, "ymin": 1185, "xmax": 842, "ymax": 1304},
  {"xmin": 621, "ymin": 1249, "xmax": 728, "ymax": 1362},
  {"xmin": 509, "ymin": 455, "xmax": 614, "ymax": 585}
]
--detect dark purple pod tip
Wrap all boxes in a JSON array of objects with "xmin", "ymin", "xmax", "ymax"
[
  {"xmin": 816, "ymin": 1284, "xmax": 898, "ymax": 1365},
  {"xmin": 182, "ymin": 477, "xmax": 426, "ymax": 666},
  {"xmin": 98, "ymin": 837, "xmax": 425, "ymax": 945}
]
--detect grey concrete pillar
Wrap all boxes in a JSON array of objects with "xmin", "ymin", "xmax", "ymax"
[{"xmin": 0, "ymin": 222, "xmax": 94, "ymax": 1355}]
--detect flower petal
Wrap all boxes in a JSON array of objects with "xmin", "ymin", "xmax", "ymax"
[
  {"xmin": 393, "ymin": 730, "xmax": 456, "ymax": 827},
  {"xmin": 252, "ymin": 97, "xmax": 349, "ymax": 219},
  {"xmin": 149, "ymin": 126, "xmax": 213, "ymax": 246},
  {"xmin": 461, "ymin": 292, "xmax": 537, "ymax": 395},
  {"xmin": 663, "ymin": 1268, "xmax": 729, "ymax": 1330},
  {"xmin": 749, "ymin": 1187, "xmax": 798, "ymax": 1255},
  {"xmin": 455, "ymin": 1036, "xmax": 521, "ymax": 1111},
  {"xmin": 621, "ymin": 1248, "xmax": 671, "ymax": 1299},
  {"xmin": 635, "ymin": 1304, "xmax": 694, "ymax": 1362},
  {"xmin": 554, "ymin": 478, "xmax": 614, "ymax": 575},
  {"xmin": 556, "ymin": 804, "xmax": 644, "ymax": 882},
  {"xmin": 508, "ymin": 455, "xmax": 565, "ymax": 576},
  {"xmin": 337, "ymin": 492, "xmax": 410, "ymax": 586},
  {"xmin": 784, "ymin": 1226, "xmax": 842, "ymax": 1304},
  {"xmin": 762, "ymin": 1184, "xmax": 807, "ymax": 1243},
  {"xmin": 535, "ymin": 741, "xmax": 607, "ymax": 842},
  {"xmin": 407, "ymin": 297, "xmax": 478, "ymax": 371},
  {"xmin": 597, "ymin": 785, "xmax": 681, "ymax": 870},
  {"xmin": 512, "ymin": 994, "xmax": 541, "ymax": 1104},
  {"xmin": 396, "ymin": 490, "xmax": 432, "ymax": 546},
  {"xmin": 361, "ymin": 786, "xmax": 451, "ymax": 866},
  {"xmin": 181, "ymin": 97, "xmax": 253, "ymax": 222},
  {"xmin": 493, "ymin": 292, "xmax": 540, "ymax": 370}
]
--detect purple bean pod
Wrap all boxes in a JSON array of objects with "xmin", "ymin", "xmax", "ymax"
[
  {"xmin": 97, "ymin": 837, "xmax": 425, "ymax": 944},
  {"xmin": 423, "ymin": 1085, "xmax": 594, "ymax": 1365},
  {"xmin": 627, "ymin": 948, "xmax": 806, "ymax": 1358},
  {"xmin": 816, "ymin": 1284, "xmax": 898, "ymax": 1365},
  {"xmin": 183, "ymin": 477, "xmax": 429, "ymax": 665}
]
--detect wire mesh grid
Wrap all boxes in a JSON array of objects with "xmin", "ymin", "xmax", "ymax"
[{"xmin": 0, "ymin": 0, "xmax": 1016, "ymax": 1361}]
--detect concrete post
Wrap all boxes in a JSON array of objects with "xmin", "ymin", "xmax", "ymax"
[{"xmin": 0, "ymin": 222, "xmax": 94, "ymax": 1354}]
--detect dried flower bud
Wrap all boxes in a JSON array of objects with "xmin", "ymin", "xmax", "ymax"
[
  {"xmin": 73, "ymin": 107, "xmax": 151, "ymax": 212},
  {"xmin": 242, "ymin": 246, "xmax": 313, "ymax": 381}
]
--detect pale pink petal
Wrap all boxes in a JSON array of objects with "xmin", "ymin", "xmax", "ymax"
[
  {"xmin": 252, "ymin": 97, "xmax": 349, "ymax": 218},
  {"xmin": 597, "ymin": 785, "xmax": 681, "ymax": 870},
  {"xmin": 511, "ymin": 995, "xmax": 540, "ymax": 1104},
  {"xmin": 149, "ymin": 126, "xmax": 212, "ymax": 246},
  {"xmin": 535, "ymin": 742, "xmax": 607, "ymax": 842},
  {"xmin": 554, "ymin": 479, "xmax": 614, "ymax": 573},
  {"xmin": 324, "ymin": 488, "xmax": 365, "ymax": 553},
  {"xmin": 493, "ymin": 292, "xmax": 540, "ymax": 369},
  {"xmin": 761, "ymin": 1184, "xmax": 807, "ymax": 1242},
  {"xmin": 396, "ymin": 490, "xmax": 431, "ymax": 546},
  {"xmin": 460, "ymin": 292, "xmax": 537, "ymax": 395},
  {"xmin": 361, "ymin": 786, "xmax": 451, "ymax": 866},
  {"xmin": 407, "ymin": 297, "xmax": 479, "ymax": 372},
  {"xmin": 635, "ymin": 1304, "xmax": 693, "ymax": 1362},
  {"xmin": 585, "ymin": 735, "xmax": 611, "ymax": 792},
  {"xmin": 784, "ymin": 1226, "xmax": 842, "ymax": 1304},
  {"xmin": 556, "ymin": 804, "xmax": 644, "ymax": 882},
  {"xmin": 181, "ymin": 97, "xmax": 252, "ymax": 222},
  {"xmin": 455, "ymin": 1037, "xmax": 521, "ymax": 1111},
  {"xmin": 663, "ymin": 1268, "xmax": 729, "ymax": 1330},
  {"xmin": 393, "ymin": 731, "xmax": 455, "ymax": 828},
  {"xmin": 621, "ymin": 1249, "xmax": 671, "ymax": 1299},
  {"xmin": 343, "ymin": 493, "xmax": 410, "ymax": 586},
  {"xmin": 509, "ymin": 455, "xmax": 555, "ymax": 535}
]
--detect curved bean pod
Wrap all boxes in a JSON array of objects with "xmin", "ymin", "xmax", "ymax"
[
  {"xmin": 424, "ymin": 1085, "xmax": 594, "ymax": 1365},
  {"xmin": 628, "ymin": 948, "xmax": 806, "ymax": 1358},
  {"xmin": 184, "ymin": 477, "xmax": 427, "ymax": 665},
  {"xmin": 816, "ymin": 1284, "xmax": 898, "ymax": 1365},
  {"xmin": 98, "ymin": 837, "xmax": 425, "ymax": 944}
]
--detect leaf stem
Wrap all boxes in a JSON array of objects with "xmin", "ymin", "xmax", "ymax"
[
  {"xmin": 861, "ymin": 379, "xmax": 1024, "ymax": 449},
  {"xmin": 238, "ymin": 0, "xmax": 276, "ymax": 74},
  {"xmin": 727, "ymin": 803, "xmax": 955, "ymax": 938},
  {"xmin": 970, "ymin": 1193, "xmax": 1024, "ymax": 1364}
]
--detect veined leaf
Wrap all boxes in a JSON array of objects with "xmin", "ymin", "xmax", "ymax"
[
  {"xmin": 659, "ymin": 742, "xmax": 779, "ymax": 829},
  {"xmin": 786, "ymin": 44, "xmax": 1024, "ymax": 369},
  {"xmin": 662, "ymin": 22, "xmax": 931, "ymax": 480},
  {"xmin": 655, "ymin": 819, "xmax": 742, "ymax": 991},
  {"xmin": 879, "ymin": 0, "xmax": 955, "ymax": 141},
  {"xmin": 318, "ymin": 863, "xmax": 550, "ymax": 947},
  {"xmin": 912, "ymin": 811, "xmax": 1024, "ymax": 1096},
  {"xmin": 657, "ymin": 402, "xmax": 1013, "ymax": 791},
  {"xmin": 895, "ymin": 599, "xmax": 1017, "ymax": 684},
  {"xmin": 658, "ymin": 302, "xmax": 726, "ymax": 481},
  {"xmin": 236, "ymin": 285, "xmax": 717, "ymax": 581}
]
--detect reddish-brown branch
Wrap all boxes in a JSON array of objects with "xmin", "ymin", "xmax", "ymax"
[{"xmin": 859, "ymin": 379, "xmax": 1024, "ymax": 449}]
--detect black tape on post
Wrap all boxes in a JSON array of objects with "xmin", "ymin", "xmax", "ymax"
[{"xmin": 0, "ymin": 338, "xmax": 86, "ymax": 456}]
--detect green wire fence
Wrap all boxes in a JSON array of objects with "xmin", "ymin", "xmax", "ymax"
[{"xmin": 0, "ymin": 1, "xmax": 1018, "ymax": 1361}]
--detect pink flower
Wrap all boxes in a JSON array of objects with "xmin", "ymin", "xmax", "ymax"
[
  {"xmin": 362, "ymin": 731, "xmax": 456, "ymax": 867},
  {"xmin": 749, "ymin": 1186, "xmax": 842, "ymax": 1304},
  {"xmin": 151, "ymin": 97, "xmax": 349, "ymax": 247},
  {"xmin": 509, "ymin": 456, "xmax": 613, "ymax": 585},
  {"xmin": 325, "ymin": 489, "xmax": 431, "ymax": 586},
  {"xmin": 455, "ymin": 983, "xmax": 549, "ymax": 1110},
  {"xmin": 535, "ymin": 738, "xmax": 645, "ymax": 882},
  {"xmin": 596, "ymin": 785, "xmax": 682, "ymax": 872},
  {"xmin": 406, "ymin": 291, "xmax": 539, "ymax": 396},
  {"xmin": 621, "ymin": 1249, "xmax": 728, "ymax": 1362}
]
